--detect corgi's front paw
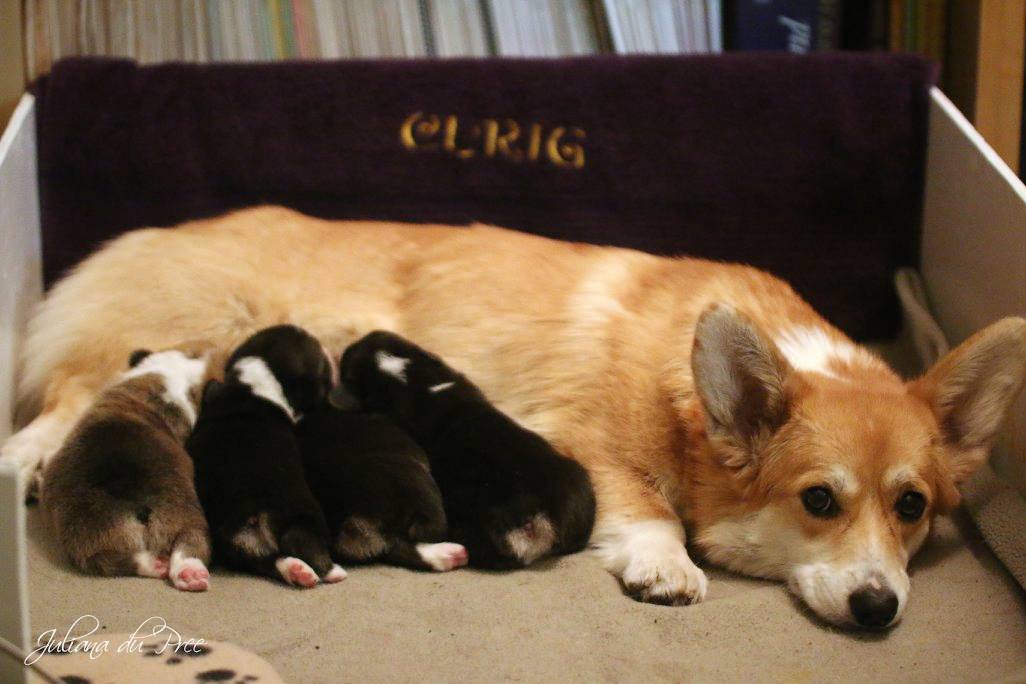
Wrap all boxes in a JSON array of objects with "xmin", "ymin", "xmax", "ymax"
[{"xmin": 622, "ymin": 548, "xmax": 708, "ymax": 606}]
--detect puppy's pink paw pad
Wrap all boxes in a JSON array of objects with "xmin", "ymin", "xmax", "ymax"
[
  {"xmin": 416, "ymin": 542, "xmax": 469, "ymax": 572},
  {"xmin": 171, "ymin": 558, "xmax": 210, "ymax": 592},
  {"xmin": 275, "ymin": 557, "xmax": 318, "ymax": 588}
]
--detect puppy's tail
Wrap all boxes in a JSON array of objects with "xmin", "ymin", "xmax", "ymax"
[{"xmin": 502, "ymin": 513, "xmax": 557, "ymax": 567}]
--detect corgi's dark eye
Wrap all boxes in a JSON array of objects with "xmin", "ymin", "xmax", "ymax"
[
  {"xmin": 896, "ymin": 491, "xmax": 926, "ymax": 522},
  {"xmin": 801, "ymin": 486, "xmax": 838, "ymax": 517}
]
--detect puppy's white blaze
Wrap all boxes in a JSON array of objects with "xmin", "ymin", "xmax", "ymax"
[
  {"xmin": 375, "ymin": 351, "xmax": 410, "ymax": 382},
  {"xmin": 428, "ymin": 381, "xmax": 455, "ymax": 393},
  {"xmin": 416, "ymin": 542, "xmax": 469, "ymax": 571},
  {"xmin": 505, "ymin": 514, "xmax": 557, "ymax": 565},
  {"xmin": 122, "ymin": 350, "xmax": 208, "ymax": 425},
  {"xmin": 591, "ymin": 518, "xmax": 708, "ymax": 603},
  {"xmin": 232, "ymin": 356, "xmax": 298, "ymax": 422},
  {"xmin": 323, "ymin": 564, "xmax": 348, "ymax": 583},
  {"xmin": 773, "ymin": 326, "xmax": 857, "ymax": 379}
]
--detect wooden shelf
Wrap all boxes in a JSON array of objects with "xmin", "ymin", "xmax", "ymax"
[
  {"xmin": 0, "ymin": 0, "xmax": 24, "ymax": 128},
  {"xmin": 944, "ymin": 0, "xmax": 1025, "ymax": 174}
]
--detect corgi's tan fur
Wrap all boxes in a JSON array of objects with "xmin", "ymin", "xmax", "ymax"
[{"xmin": 4, "ymin": 206, "xmax": 1025, "ymax": 627}]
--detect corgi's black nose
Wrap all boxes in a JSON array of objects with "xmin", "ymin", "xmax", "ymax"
[{"xmin": 849, "ymin": 586, "xmax": 898, "ymax": 628}]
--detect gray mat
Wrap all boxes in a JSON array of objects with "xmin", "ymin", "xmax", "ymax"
[{"xmin": 26, "ymin": 506, "xmax": 1026, "ymax": 683}]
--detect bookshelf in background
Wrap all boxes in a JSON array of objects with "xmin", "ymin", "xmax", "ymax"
[{"xmin": 11, "ymin": 0, "xmax": 1026, "ymax": 174}]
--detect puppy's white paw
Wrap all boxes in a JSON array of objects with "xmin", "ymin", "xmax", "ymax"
[
  {"xmin": 170, "ymin": 556, "xmax": 210, "ymax": 592},
  {"xmin": 134, "ymin": 552, "xmax": 170, "ymax": 579},
  {"xmin": 416, "ymin": 542, "xmax": 469, "ymax": 572},
  {"xmin": 275, "ymin": 556, "xmax": 319, "ymax": 588},
  {"xmin": 322, "ymin": 564, "xmax": 348, "ymax": 583},
  {"xmin": 622, "ymin": 548, "xmax": 708, "ymax": 606}
]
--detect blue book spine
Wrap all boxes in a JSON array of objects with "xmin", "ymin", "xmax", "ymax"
[{"xmin": 727, "ymin": 0, "xmax": 822, "ymax": 53}]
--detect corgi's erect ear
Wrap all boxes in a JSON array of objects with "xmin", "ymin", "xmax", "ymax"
[
  {"xmin": 128, "ymin": 349, "xmax": 153, "ymax": 367},
  {"xmin": 691, "ymin": 304, "xmax": 793, "ymax": 450},
  {"xmin": 909, "ymin": 317, "xmax": 1026, "ymax": 482}
]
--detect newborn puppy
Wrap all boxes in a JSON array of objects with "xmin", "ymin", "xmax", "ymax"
[
  {"xmin": 187, "ymin": 325, "xmax": 346, "ymax": 588},
  {"xmin": 297, "ymin": 402, "xmax": 468, "ymax": 572},
  {"xmin": 41, "ymin": 346, "xmax": 212, "ymax": 591},
  {"xmin": 340, "ymin": 331, "xmax": 596, "ymax": 569}
]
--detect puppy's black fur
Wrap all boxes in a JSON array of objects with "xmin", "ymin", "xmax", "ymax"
[
  {"xmin": 339, "ymin": 331, "xmax": 596, "ymax": 569},
  {"xmin": 297, "ymin": 403, "xmax": 458, "ymax": 570},
  {"xmin": 187, "ymin": 325, "xmax": 341, "ymax": 586}
]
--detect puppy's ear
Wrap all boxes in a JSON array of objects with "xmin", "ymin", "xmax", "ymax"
[
  {"xmin": 909, "ymin": 317, "xmax": 1026, "ymax": 482},
  {"xmin": 128, "ymin": 349, "xmax": 153, "ymax": 367},
  {"xmin": 328, "ymin": 384, "xmax": 362, "ymax": 411},
  {"xmin": 201, "ymin": 379, "xmax": 225, "ymax": 407},
  {"xmin": 691, "ymin": 304, "xmax": 793, "ymax": 454}
]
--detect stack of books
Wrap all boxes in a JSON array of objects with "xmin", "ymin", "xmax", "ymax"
[
  {"xmin": 22, "ymin": 1, "xmax": 948, "ymax": 82},
  {"xmin": 24, "ymin": 0, "xmax": 728, "ymax": 80}
]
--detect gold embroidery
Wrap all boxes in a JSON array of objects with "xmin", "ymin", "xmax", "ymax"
[
  {"xmin": 546, "ymin": 127, "xmax": 586, "ymax": 168},
  {"xmin": 400, "ymin": 113, "xmax": 586, "ymax": 170},
  {"xmin": 399, "ymin": 112, "xmax": 441, "ymax": 151},
  {"xmin": 442, "ymin": 116, "xmax": 476, "ymax": 159}
]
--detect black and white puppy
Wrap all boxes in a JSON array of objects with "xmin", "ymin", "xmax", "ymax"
[
  {"xmin": 298, "ymin": 402, "xmax": 467, "ymax": 572},
  {"xmin": 339, "ymin": 331, "xmax": 597, "ymax": 569},
  {"xmin": 187, "ymin": 325, "xmax": 345, "ymax": 588}
]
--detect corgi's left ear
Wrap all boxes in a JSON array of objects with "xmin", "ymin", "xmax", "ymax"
[
  {"xmin": 691, "ymin": 303, "xmax": 794, "ymax": 455},
  {"xmin": 909, "ymin": 317, "xmax": 1026, "ymax": 482}
]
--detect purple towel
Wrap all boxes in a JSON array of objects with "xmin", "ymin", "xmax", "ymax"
[{"xmin": 33, "ymin": 54, "xmax": 935, "ymax": 339}]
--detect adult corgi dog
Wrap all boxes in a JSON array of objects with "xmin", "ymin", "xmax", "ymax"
[{"xmin": 4, "ymin": 206, "xmax": 1025, "ymax": 627}]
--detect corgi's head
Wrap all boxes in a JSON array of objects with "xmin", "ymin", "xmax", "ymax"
[{"xmin": 687, "ymin": 304, "xmax": 1026, "ymax": 629}]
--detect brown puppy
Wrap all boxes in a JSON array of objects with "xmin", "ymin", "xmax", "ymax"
[{"xmin": 41, "ymin": 347, "xmax": 212, "ymax": 591}]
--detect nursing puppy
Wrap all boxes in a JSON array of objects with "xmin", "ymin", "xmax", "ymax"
[
  {"xmin": 187, "ymin": 325, "xmax": 346, "ymax": 588},
  {"xmin": 339, "ymin": 331, "xmax": 596, "ymax": 569},
  {"xmin": 297, "ymin": 402, "xmax": 468, "ymax": 572},
  {"xmin": 41, "ymin": 347, "xmax": 211, "ymax": 591}
]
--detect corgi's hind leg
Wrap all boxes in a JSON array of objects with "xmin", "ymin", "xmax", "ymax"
[
  {"xmin": 275, "ymin": 525, "xmax": 346, "ymax": 588},
  {"xmin": 2, "ymin": 375, "xmax": 97, "ymax": 500},
  {"xmin": 385, "ymin": 539, "xmax": 469, "ymax": 572},
  {"xmin": 168, "ymin": 525, "xmax": 212, "ymax": 592},
  {"xmin": 76, "ymin": 535, "xmax": 166, "ymax": 579}
]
